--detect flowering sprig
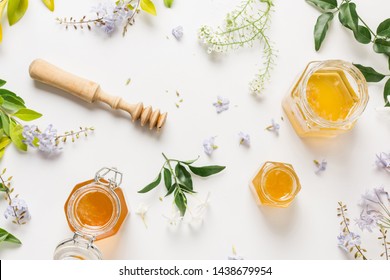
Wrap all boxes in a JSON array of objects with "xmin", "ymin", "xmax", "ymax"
[
  {"xmin": 379, "ymin": 227, "xmax": 390, "ymax": 260},
  {"xmin": 337, "ymin": 202, "xmax": 368, "ymax": 259},
  {"xmin": 199, "ymin": 0, "xmax": 276, "ymax": 95},
  {"xmin": 0, "ymin": 0, "xmax": 54, "ymax": 43},
  {"xmin": 23, "ymin": 125, "xmax": 94, "ymax": 154},
  {"xmin": 0, "ymin": 168, "xmax": 30, "ymax": 225},
  {"xmin": 56, "ymin": 0, "xmax": 157, "ymax": 36},
  {"xmin": 138, "ymin": 153, "xmax": 225, "ymax": 217}
]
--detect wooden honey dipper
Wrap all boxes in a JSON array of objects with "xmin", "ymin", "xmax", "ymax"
[{"xmin": 29, "ymin": 59, "xmax": 167, "ymax": 130}]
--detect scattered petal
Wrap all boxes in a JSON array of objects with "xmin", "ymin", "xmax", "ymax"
[
  {"xmin": 376, "ymin": 152, "xmax": 390, "ymax": 173},
  {"xmin": 203, "ymin": 137, "xmax": 218, "ymax": 156},
  {"xmin": 228, "ymin": 246, "xmax": 244, "ymax": 260},
  {"xmin": 213, "ymin": 96, "xmax": 230, "ymax": 113},
  {"xmin": 238, "ymin": 132, "xmax": 250, "ymax": 146},
  {"xmin": 172, "ymin": 26, "xmax": 184, "ymax": 40},
  {"xmin": 314, "ymin": 159, "xmax": 327, "ymax": 174},
  {"xmin": 265, "ymin": 119, "xmax": 280, "ymax": 135}
]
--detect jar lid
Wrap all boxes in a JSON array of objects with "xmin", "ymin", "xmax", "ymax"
[{"xmin": 53, "ymin": 234, "xmax": 102, "ymax": 260}]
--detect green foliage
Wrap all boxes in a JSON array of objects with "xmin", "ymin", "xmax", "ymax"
[
  {"xmin": 307, "ymin": 0, "xmax": 390, "ymax": 107},
  {"xmin": 41, "ymin": 0, "xmax": 54, "ymax": 12},
  {"xmin": 0, "ymin": 79, "xmax": 42, "ymax": 158},
  {"xmin": 163, "ymin": 0, "xmax": 174, "ymax": 8},
  {"xmin": 138, "ymin": 153, "xmax": 225, "ymax": 217},
  {"xmin": 0, "ymin": 228, "xmax": 21, "ymax": 245},
  {"xmin": 140, "ymin": 0, "xmax": 156, "ymax": 16}
]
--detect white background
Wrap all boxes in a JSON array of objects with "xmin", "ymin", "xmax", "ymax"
[{"xmin": 0, "ymin": 0, "xmax": 389, "ymax": 260}]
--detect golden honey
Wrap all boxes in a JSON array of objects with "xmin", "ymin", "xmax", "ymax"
[
  {"xmin": 282, "ymin": 60, "xmax": 369, "ymax": 138},
  {"xmin": 250, "ymin": 161, "xmax": 301, "ymax": 208}
]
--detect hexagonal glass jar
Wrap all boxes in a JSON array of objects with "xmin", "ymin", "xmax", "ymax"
[
  {"xmin": 54, "ymin": 168, "xmax": 128, "ymax": 260},
  {"xmin": 250, "ymin": 161, "xmax": 301, "ymax": 208},
  {"xmin": 282, "ymin": 60, "xmax": 369, "ymax": 138}
]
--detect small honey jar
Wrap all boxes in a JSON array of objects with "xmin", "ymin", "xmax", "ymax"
[
  {"xmin": 54, "ymin": 168, "xmax": 129, "ymax": 260},
  {"xmin": 250, "ymin": 161, "xmax": 301, "ymax": 208},
  {"xmin": 282, "ymin": 60, "xmax": 369, "ymax": 138}
]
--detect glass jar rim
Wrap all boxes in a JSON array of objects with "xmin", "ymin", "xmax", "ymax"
[
  {"xmin": 260, "ymin": 162, "xmax": 299, "ymax": 203},
  {"xmin": 299, "ymin": 60, "xmax": 369, "ymax": 128},
  {"xmin": 66, "ymin": 183, "xmax": 121, "ymax": 237}
]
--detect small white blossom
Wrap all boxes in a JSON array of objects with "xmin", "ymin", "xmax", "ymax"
[
  {"xmin": 314, "ymin": 159, "xmax": 327, "ymax": 174},
  {"xmin": 135, "ymin": 203, "xmax": 149, "ymax": 228},
  {"xmin": 190, "ymin": 193, "xmax": 211, "ymax": 225},
  {"xmin": 376, "ymin": 152, "xmax": 390, "ymax": 173},
  {"xmin": 266, "ymin": 119, "xmax": 280, "ymax": 135},
  {"xmin": 213, "ymin": 96, "xmax": 230, "ymax": 113},
  {"xmin": 163, "ymin": 210, "xmax": 182, "ymax": 226}
]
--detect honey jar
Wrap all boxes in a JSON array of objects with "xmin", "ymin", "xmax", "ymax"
[
  {"xmin": 250, "ymin": 161, "xmax": 301, "ymax": 208},
  {"xmin": 53, "ymin": 168, "xmax": 129, "ymax": 260},
  {"xmin": 282, "ymin": 60, "xmax": 369, "ymax": 138}
]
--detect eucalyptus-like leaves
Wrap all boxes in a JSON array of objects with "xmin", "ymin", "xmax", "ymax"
[
  {"xmin": 307, "ymin": 0, "xmax": 390, "ymax": 107},
  {"xmin": 138, "ymin": 153, "xmax": 226, "ymax": 216},
  {"xmin": 0, "ymin": 228, "xmax": 21, "ymax": 245}
]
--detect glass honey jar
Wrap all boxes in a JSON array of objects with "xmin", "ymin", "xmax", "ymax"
[
  {"xmin": 53, "ymin": 168, "xmax": 129, "ymax": 260},
  {"xmin": 250, "ymin": 161, "xmax": 301, "ymax": 208},
  {"xmin": 282, "ymin": 60, "xmax": 369, "ymax": 138}
]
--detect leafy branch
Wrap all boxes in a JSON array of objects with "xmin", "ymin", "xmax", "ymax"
[
  {"xmin": 379, "ymin": 226, "xmax": 390, "ymax": 260},
  {"xmin": 138, "ymin": 153, "xmax": 225, "ymax": 216},
  {"xmin": 307, "ymin": 0, "xmax": 390, "ymax": 106}
]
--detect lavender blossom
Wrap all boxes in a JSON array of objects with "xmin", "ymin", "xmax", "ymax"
[
  {"xmin": 314, "ymin": 159, "xmax": 327, "ymax": 174},
  {"xmin": 203, "ymin": 137, "xmax": 218, "ymax": 156},
  {"xmin": 355, "ymin": 208, "xmax": 381, "ymax": 232},
  {"xmin": 266, "ymin": 119, "xmax": 280, "ymax": 135},
  {"xmin": 213, "ymin": 96, "xmax": 230, "ymax": 113},
  {"xmin": 4, "ymin": 198, "xmax": 31, "ymax": 224},
  {"xmin": 172, "ymin": 26, "xmax": 184, "ymax": 40},
  {"xmin": 238, "ymin": 132, "xmax": 250, "ymax": 146},
  {"xmin": 23, "ymin": 124, "xmax": 62, "ymax": 154},
  {"xmin": 376, "ymin": 152, "xmax": 390, "ymax": 173},
  {"xmin": 337, "ymin": 232, "xmax": 361, "ymax": 252}
]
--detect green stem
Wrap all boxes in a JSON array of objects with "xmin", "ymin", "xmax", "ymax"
[
  {"xmin": 380, "ymin": 227, "xmax": 389, "ymax": 260},
  {"xmin": 357, "ymin": 15, "xmax": 376, "ymax": 38},
  {"xmin": 0, "ymin": 174, "xmax": 20, "ymax": 225},
  {"xmin": 161, "ymin": 153, "xmax": 185, "ymax": 200}
]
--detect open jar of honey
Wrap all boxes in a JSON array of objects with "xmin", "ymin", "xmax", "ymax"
[
  {"xmin": 250, "ymin": 161, "xmax": 301, "ymax": 208},
  {"xmin": 282, "ymin": 60, "xmax": 369, "ymax": 138},
  {"xmin": 53, "ymin": 167, "xmax": 129, "ymax": 260}
]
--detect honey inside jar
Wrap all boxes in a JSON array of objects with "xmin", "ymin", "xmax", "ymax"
[
  {"xmin": 76, "ymin": 190, "xmax": 114, "ymax": 227},
  {"xmin": 306, "ymin": 70, "xmax": 358, "ymax": 122},
  {"xmin": 250, "ymin": 161, "xmax": 301, "ymax": 208}
]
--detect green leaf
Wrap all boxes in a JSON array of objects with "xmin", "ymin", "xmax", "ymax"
[
  {"xmin": 0, "ymin": 24, "xmax": 2, "ymax": 43},
  {"xmin": 41, "ymin": 0, "xmax": 54, "ymax": 12},
  {"xmin": 140, "ymin": 0, "xmax": 157, "ymax": 16},
  {"xmin": 374, "ymin": 39, "xmax": 390, "ymax": 55},
  {"xmin": 180, "ymin": 184, "xmax": 196, "ymax": 194},
  {"xmin": 7, "ymin": 0, "xmax": 29, "ymax": 26},
  {"xmin": 10, "ymin": 122, "xmax": 27, "ymax": 151},
  {"xmin": 353, "ymin": 64, "xmax": 386, "ymax": 82},
  {"xmin": 0, "ymin": 80, "xmax": 5, "ymax": 87},
  {"xmin": 314, "ymin": 12, "xmax": 334, "ymax": 51},
  {"xmin": 0, "ymin": 228, "xmax": 22, "ymax": 244},
  {"xmin": 13, "ymin": 108, "xmax": 42, "ymax": 121},
  {"xmin": 384, "ymin": 78, "xmax": 390, "ymax": 107},
  {"xmin": 0, "ymin": 136, "xmax": 11, "ymax": 151},
  {"xmin": 353, "ymin": 25, "xmax": 371, "ymax": 44},
  {"xmin": 164, "ymin": 0, "xmax": 174, "ymax": 8},
  {"xmin": 377, "ymin": 18, "xmax": 390, "ymax": 37},
  {"xmin": 306, "ymin": 0, "xmax": 337, "ymax": 11},
  {"xmin": 0, "ymin": 1, "xmax": 7, "ymax": 43},
  {"xmin": 165, "ymin": 183, "xmax": 176, "ymax": 197},
  {"xmin": 0, "ymin": 89, "xmax": 26, "ymax": 111},
  {"xmin": 174, "ymin": 189, "xmax": 187, "ymax": 216},
  {"xmin": 138, "ymin": 172, "xmax": 161, "ymax": 193},
  {"xmin": 175, "ymin": 163, "xmax": 193, "ymax": 190},
  {"xmin": 0, "ymin": 111, "xmax": 10, "ymax": 135},
  {"xmin": 163, "ymin": 168, "xmax": 172, "ymax": 191},
  {"xmin": 338, "ymin": 2, "xmax": 358, "ymax": 32},
  {"xmin": 188, "ymin": 165, "xmax": 226, "ymax": 177},
  {"xmin": 180, "ymin": 156, "xmax": 199, "ymax": 165}
]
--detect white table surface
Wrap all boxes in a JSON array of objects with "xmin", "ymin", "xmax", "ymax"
[{"xmin": 0, "ymin": 0, "xmax": 389, "ymax": 260}]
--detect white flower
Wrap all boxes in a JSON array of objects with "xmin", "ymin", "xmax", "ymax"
[
  {"xmin": 190, "ymin": 193, "xmax": 211, "ymax": 224},
  {"xmin": 172, "ymin": 26, "xmax": 184, "ymax": 40},
  {"xmin": 238, "ymin": 132, "xmax": 250, "ymax": 146},
  {"xmin": 163, "ymin": 210, "xmax": 182, "ymax": 226},
  {"xmin": 376, "ymin": 152, "xmax": 390, "ymax": 173},
  {"xmin": 266, "ymin": 119, "xmax": 280, "ymax": 135},
  {"xmin": 203, "ymin": 137, "xmax": 218, "ymax": 156},
  {"xmin": 4, "ymin": 198, "xmax": 31, "ymax": 224},
  {"xmin": 213, "ymin": 96, "xmax": 230, "ymax": 113},
  {"xmin": 135, "ymin": 203, "xmax": 149, "ymax": 228}
]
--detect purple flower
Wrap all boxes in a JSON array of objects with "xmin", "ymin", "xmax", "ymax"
[
  {"xmin": 4, "ymin": 198, "xmax": 31, "ymax": 224},
  {"xmin": 337, "ymin": 232, "xmax": 361, "ymax": 252},
  {"xmin": 376, "ymin": 152, "xmax": 390, "ymax": 173},
  {"xmin": 203, "ymin": 137, "xmax": 218, "ymax": 156},
  {"xmin": 213, "ymin": 96, "xmax": 230, "ymax": 113},
  {"xmin": 172, "ymin": 26, "xmax": 184, "ymax": 40},
  {"xmin": 238, "ymin": 132, "xmax": 250, "ymax": 146},
  {"xmin": 355, "ymin": 208, "xmax": 381, "ymax": 232},
  {"xmin": 266, "ymin": 119, "xmax": 280, "ymax": 135},
  {"xmin": 23, "ymin": 124, "xmax": 62, "ymax": 154},
  {"xmin": 314, "ymin": 159, "xmax": 327, "ymax": 174}
]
